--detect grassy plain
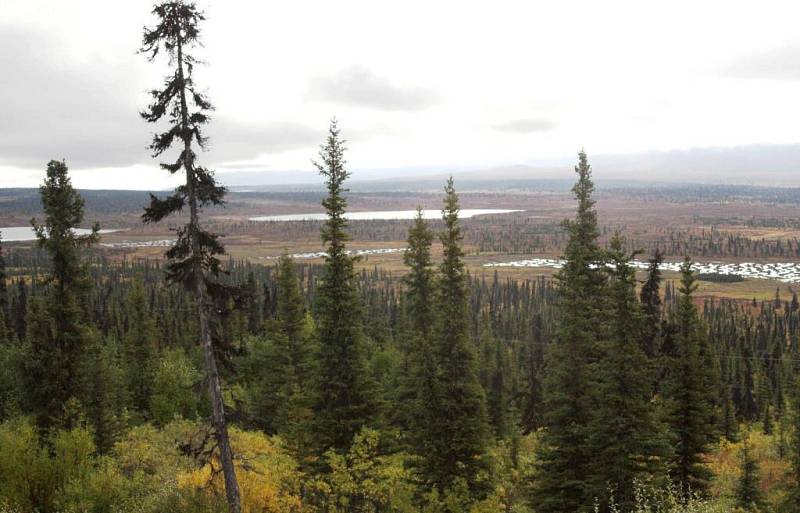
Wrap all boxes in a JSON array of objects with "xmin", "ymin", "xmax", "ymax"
[{"xmin": 5, "ymin": 184, "xmax": 800, "ymax": 302}]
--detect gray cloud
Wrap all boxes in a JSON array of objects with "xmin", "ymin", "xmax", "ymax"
[
  {"xmin": 493, "ymin": 118, "xmax": 557, "ymax": 133},
  {"xmin": 0, "ymin": 25, "xmax": 321, "ymax": 170},
  {"xmin": 722, "ymin": 43, "xmax": 800, "ymax": 81},
  {"xmin": 308, "ymin": 66, "xmax": 439, "ymax": 111},
  {"xmin": 0, "ymin": 25, "xmax": 145, "ymax": 168},
  {"xmin": 206, "ymin": 120, "xmax": 324, "ymax": 163}
]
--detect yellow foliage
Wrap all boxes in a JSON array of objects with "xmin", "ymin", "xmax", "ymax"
[
  {"xmin": 707, "ymin": 426, "xmax": 790, "ymax": 510},
  {"xmin": 306, "ymin": 429, "xmax": 415, "ymax": 513},
  {"xmin": 0, "ymin": 418, "xmax": 98, "ymax": 513},
  {"xmin": 177, "ymin": 427, "xmax": 303, "ymax": 513}
]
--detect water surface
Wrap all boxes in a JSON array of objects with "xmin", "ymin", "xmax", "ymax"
[
  {"xmin": 250, "ymin": 209, "xmax": 522, "ymax": 222},
  {"xmin": 1, "ymin": 226, "xmax": 120, "ymax": 242}
]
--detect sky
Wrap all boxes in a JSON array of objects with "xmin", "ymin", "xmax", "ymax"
[{"xmin": 2, "ymin": 0, "xmax": 800, "ymax": 189}]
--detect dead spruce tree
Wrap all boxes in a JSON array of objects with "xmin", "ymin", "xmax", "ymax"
[{"xmin": 139, "ymin": 2, "xmax": 241, "ymax": 512}]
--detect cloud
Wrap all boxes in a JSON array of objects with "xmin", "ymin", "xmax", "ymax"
[
  {"xmin": 492, "ymin": 118, "xmax": 557, "ymax": 133},
  {"xmin": 721, "ymin": 43, "xmax": 800, "ymax": 81},
  {"xmin": 0, "ymin": 24, "xmax": 322, "ymax": 171},
  {"xmin": 308, "ymin": 66, "xmax": 439, "ymax": 111},
  {"xmin": 205, "ymin": 120, "xmax": 324, "ymax": 163},
  {"xmin": 0, "ymin": 25, "xmax": 146, "ymax": 169}
]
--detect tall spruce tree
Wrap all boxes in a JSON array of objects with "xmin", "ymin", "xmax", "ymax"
[
  {"xmin": 487, "ymin": 335, "xmax": 511, "ymax": 439},
  {"xmin": 720, "ymin": 382, "xmax": 739, "ymax": 443},
  {"xmin": 421, "ymin": 177, "xmax": 489, "ymax": 497},
  {"xmin": 245, "ymin": 272, "xmax": 263, "ymax": 335},
  {"xmin": 403, "ymin": 207, "xmax": 436, "ymax": 339},
  {"xmin": 400, "ymin": 208, "xmax": 437, "ymax": 445},
  {"xmin": 139, "ymin": 3, "xmax": 241, "ymax": 510},
  {"xmin": 640, "ymin": 249, "xmax": 664, "ymax": 360},
  {"xmin": 530, "ymin": 151, "xmax": 606, "ymax": 513},
  {"xmin": 312, "ymin": 120, "xmax": 374, "ymax": 455},
  {"xmin": 663, "ymin": 258, "xmax": 714, "ymax": 497},
  {"xmin": 25, "ymin": 160, "xmax": 99, "ymax": 430},
  {"xmin": 0, "ymin": 234, "xmax": 7, "ymax": 343},
  {"xmin": 81, "ymin": 336, "xmax": 126, "ymax": 453},
  {"xmin": 275, "ymin": 254, "xmax": 314, "ymax": 462},
  {"xmin": 520, "ymin": 313, "xmax": 545, "ymax": 434},
  {"xmin": 735, "ymin": 433, "xmax": 764, "ymax": 512},
  {"xmin": 122, "ymin": 283, "xmax": 160, "ymax": 421},
  {"xmin": 14, "ymin": 279, "xmax": 27, "ymax": 341},
  {"xmin": 276, "ymin": 254, "xmax": 306, "ymax": 347},
  {"xmin": 246, "ymin": 254, "xmax": 312, "ymax": 438},
  {"xmin": 588, "ymin": 235, "xmax": 669, "ymax": 511}
]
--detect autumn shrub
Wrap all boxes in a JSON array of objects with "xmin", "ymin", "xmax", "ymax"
[
  {"xmin": 707, "ymin": 426, "xmax": 789, "ymax": 511},
  {"xmin": 0, "ymin": 418, "xmax": 98, "ymax": 513},
  {"xmin": 176, "ymin": 426, "xmax": 304, "ymax": 513},
  {"xmin": 149, "ymin": 349, "xmax": 201, "ymax": 426},
  {"xmin": 307, "ymin": 428, "xmax": 416, "ymax": 513}
]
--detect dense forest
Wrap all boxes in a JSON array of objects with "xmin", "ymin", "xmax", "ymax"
[
  {"xmin": 7, "ymin": 150, "xmax": 800, "ymax": 513},
  {"xmin": 2, "ymin": 2, "xmax": 800, "ymax": 513}
]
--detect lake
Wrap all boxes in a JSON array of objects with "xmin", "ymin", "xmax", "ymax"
[
  {"xmin": 250, "ymin": 209, "xmax": 522, "ymax": 222},
  {"xmin": 1, "ymin": 226, "xmax": 120, "ymax": 242}
]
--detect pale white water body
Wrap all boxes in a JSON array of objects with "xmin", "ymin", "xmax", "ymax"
[
  {"xmin": 1, "ymin": 226, "xmax": 120, "ymax": 242},
  {"xmin": 261, "ymin": 248, "xmax": 406, "ymax": 260},
  {"xmin": 250, "ymin": 209, "xmax": 522, "ymax": 222},
  {"xmin": 101, "ymin": 239, "xmax": 175, "ymax": 248},
  {"xmin": 484, "ymin": 258, "xmax": 800, "ymax": 283}
]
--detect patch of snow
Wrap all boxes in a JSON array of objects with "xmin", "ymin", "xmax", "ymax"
[{"xmin": 484, "ymin": 258, "xmax": 800, "ymax": 283}]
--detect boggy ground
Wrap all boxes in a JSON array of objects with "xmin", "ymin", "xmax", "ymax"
[{"xmin": 6, "ymin": 185, "xmax": 800, "ymax": 302}]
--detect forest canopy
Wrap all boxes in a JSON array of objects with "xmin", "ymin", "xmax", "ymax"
[{"xmin": 1, "ymin": 2, "xmax": 799, "ymax": 513}]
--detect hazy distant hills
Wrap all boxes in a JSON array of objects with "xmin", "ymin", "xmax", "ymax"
[
  {"xmin": 590, "ymin": 144, "xmax": 800, "ymax": 186},
  {"xmin": 220, "ymin": 143, "xmax": 800, "ymax": 190}
]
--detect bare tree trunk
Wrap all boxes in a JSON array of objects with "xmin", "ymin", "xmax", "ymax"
[
  {"xmin": 177, "ymin": 34, "xmax": 242, "ymax": 513},
  {"xmin": 197, "ymin": 283, "xmax": 242, "ymax": 513}
]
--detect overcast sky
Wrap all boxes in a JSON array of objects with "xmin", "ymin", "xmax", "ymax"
[{"xmin": 2, "ymin": 0, "xmax": 800, "ymax": 189}]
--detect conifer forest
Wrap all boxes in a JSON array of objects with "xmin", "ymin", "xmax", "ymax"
[{"xmin": 3, "ymin": 2, "xmax": 800, "ymax": 513}]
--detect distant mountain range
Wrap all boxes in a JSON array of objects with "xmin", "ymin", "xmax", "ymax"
[{"xmin": 219, "ymin": 143, "xmax": 800, "ymax": 191}]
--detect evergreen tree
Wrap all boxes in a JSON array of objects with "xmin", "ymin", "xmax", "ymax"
[
  {"xmin": 663, "ymin": 258, "xmax": 714, "ymax": 497},
  {"xmin": 0, "ymin": 308, "xmax": 6, "ymax": 346},
  {"xmin": 588, "ymin": 235, "xmax": 669, "ymax": 511},
  {"xmin": 81, "ymin": 337, "xmax": 126, "ymax": 453},
  {"xmin": 245, "ymin": 272, "xmax": 263, "ymax": 335},
  {"xmin": 487, "ymin": 335, "xmax": 511, "ymax": 439},
  {"xmin": 0, "ymin": 233, "xmax": 8, "ymax": 338},
  {"xmin": 784, "ymin": 379, "xmax": 800, "ymax": 512},
  {"xmin": 735, "ymin": 434, "xmax": 764, "ymax": 512},
  {"xmin": 697, "ymin": 309, "xmax": 722, "ymax": 443},
  {"xmin": 139, "ymin": 2, "xmax": 240, "ymax": 510},
  {"xmin": 531, "ymin": 151, "xmax": 605, "ymax": 513},
  {"xmin": 122, "ymin": 283, "xmax": 159, "ymax": 421},
  {"xmin": 13, "ymin": 279, "xmax": 27, "ymax": 341},
  {"xmin": 275, "ymin": 254, "xmax": 314, "ymax": 462},
  {"xmin": 242, "ymin": 256, "xmax": 310, "ymax": 438},
  {"xmin": 520, "ymin": 314, "xmax": 545, "ymax": 434},
  {"xmin": 400, "ymin": 208, "xmax": 437, "ymax": 447},
  {"xmin": 762, "ymin": 398, "xmax": 774, "ymax": 436},
  {"xmin": 312, "ymin": 120, "xmax": 374, "ymax": 456},
  {"xmin": 24, "ymin": 160, "xmax": 99, "ymax": 431},
  {"xmin": 720, "ymin": 383, "xmax": 739, "ymax": 442},
  {"xmin": 421, "ymin": 177, "xmax": 489, "ymax": 498},
  {"xmin": 740, "ymin": 345, "xmax": 759, "ymax": 421},
  {"xmin": 276, "ymin": 254, "xmax": 306, "ymax": 346},
  {"xmin": 640, "ymin": 249, "xmax": 663, "ymax": 359},
  {"xmin": 403, "ymin": 207, "xmax": 436, "ymax": 339}
]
